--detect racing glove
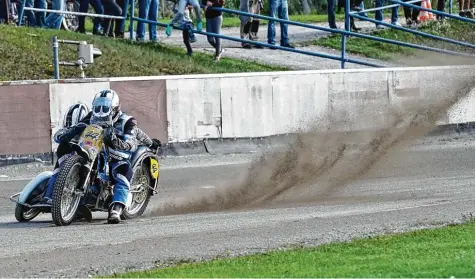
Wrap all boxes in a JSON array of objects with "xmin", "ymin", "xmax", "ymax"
[
  {"xmin": 150, "ymin": 139, "xmax": 162, "ymax": 151},
  {"xmin": 54, "ymin": 123, "xmax": 87, "ymax": 144},
  {"xmin": 103, "ymin": 127, "xmax": 117, "ymax": 146}
]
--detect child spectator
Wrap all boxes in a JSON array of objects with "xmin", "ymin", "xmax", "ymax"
[
  {"xmin": 203, "ymin": 0, "xmax": 224, "ymax": 61},
  {"xmin": 165, "ymin": 3, "xmax": 197, "ymax": 56},
  {"xmin": 166, "ymin": 0, "xmax": 202, "ymax": 35}
]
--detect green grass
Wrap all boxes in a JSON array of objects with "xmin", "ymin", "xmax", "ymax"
[
  {"xmin": 110, "ymin": 221, "xmax": 475, "ymax": 278},
  {"xmin": 308, "ymin": 19, "xmax": 475, "ymax": 60},
  {"xmin": 0, "ymin": 25, "xmax": 287, "ymax": 81}
]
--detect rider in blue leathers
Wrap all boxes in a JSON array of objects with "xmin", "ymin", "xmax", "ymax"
[{"xmin": 39, "ymin": 89, "xmax": 160, "ymax": 224}]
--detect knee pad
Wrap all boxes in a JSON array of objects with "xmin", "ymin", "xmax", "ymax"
[{"xmin": 251, "ymin": 20, "xmax": 259, "ymax": 33}]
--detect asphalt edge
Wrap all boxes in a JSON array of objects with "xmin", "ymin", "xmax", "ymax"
[{"xmin": 1, "ymin": 122, "xmax": 474, "ymax": 167}]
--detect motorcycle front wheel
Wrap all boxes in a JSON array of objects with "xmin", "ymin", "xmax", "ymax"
[{"xmin": 51, "ymin": 154, "xmax": 86, "ymax": 226}]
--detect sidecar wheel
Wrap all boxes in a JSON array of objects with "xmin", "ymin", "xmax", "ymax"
[{"xmin": 15, "ymin": 204, "xmax": 40, "ymax": 222}]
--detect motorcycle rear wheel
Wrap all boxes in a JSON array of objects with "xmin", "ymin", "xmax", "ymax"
[
  {"xmin": 51, "ymin": 154, "xmax": 86, "ymax": 226},
  {"xmin": 121, "ymin": 164, "xmax": 152, "ymax": 220}
]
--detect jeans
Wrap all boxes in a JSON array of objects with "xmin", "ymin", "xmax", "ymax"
[
  {"xmin": 182, "ymin": 23, "xmax": 194, "ymax": 54},
  {"xmin": 267, "ymin": 0, "xmax": 289, "ymax": 45},
  {"xmin": 239, "ymin": 0, "xmax": 250, "ymax": 23},
  {"xmin": 206, "ymin": 16, "xmax": 222, "ymax": 56},
  {"xmin": 170, "ymin": 0, "xmax": 201, "ymax": 27},
  {"xmin": 78, "ymin": 0, "xmax": 103, "ymax": 33},
  {"xmin": 403, "ymin": 0, "xmax": 420, "ymax": 21},
  {"xmin": 17, "ymin": 0, "xmax": 46, "ymax": 26},
  {"xmin": 108, "ymin": 0, "xmax": 127, "ymax": 36},
  {"xmin": 45, "ymin": 0, "xmax": 64, "ymax": 29},
  {"xmin": 22, "ymin": 0, "xmax": 37, "ymax": 26},
  {"xmin": 375, "ymin": 0, "xmax": 398, "ymax": 24},
  {"xmin": 327, "ymin": 0, "xmax": 336, "ymax": 28},
  {"xmin": 136, "ymin": 0, "xmax": 158, "ymax": 41},
  {"xmin": 101, "ymin": 0, "xmax": 122, "ymax": 35},
  {"xmin": 436, "ymin": 0, "xmax": 445, "ymax": 19}
]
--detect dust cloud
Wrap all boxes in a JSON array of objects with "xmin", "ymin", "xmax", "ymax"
[{"xmin": 145, "ymin": 77, "xmax": 475, "ymax": 217}]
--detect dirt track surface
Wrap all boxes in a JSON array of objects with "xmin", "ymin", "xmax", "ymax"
[{"xmin": 0, "ymin": 133, "xmax": 474, "ymax": 277}]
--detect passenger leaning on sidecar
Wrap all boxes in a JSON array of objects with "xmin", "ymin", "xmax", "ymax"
[{"xmin": 38, "ymin": 90, "xmax": 160, "ymax": 224}]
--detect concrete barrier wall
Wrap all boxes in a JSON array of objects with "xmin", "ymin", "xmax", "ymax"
[
  {"xmin": 0, "ymin": 65, "xmax": 473, "ymax": 162},
  {"xmin": 0, "ymin": 84, "xmax": 51, "ymax": 156}
]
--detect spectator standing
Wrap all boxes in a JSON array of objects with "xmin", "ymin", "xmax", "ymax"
[
  {"xmin": 108, "ymin": 0, "xmax": 128, "ymax": 38},
  {"xmin": 337, "ymin": 0, "xmax": 364, "ymax": 31},
  {"xmin": 459, "ymin": 0, "xmax": 474, "ymax": 17},
  {"xmin": 239, "ymin": 0, "xmax": 263, "ymax": 48},
  {"xmin": 44, "ymin": 0, "xmax": 64, "ymax": 29},
  {"xmin": 78, "ymin": 0, "xmax": 104, "ymax": 34},
  {"xmin": 267, "ymin": 0, "xmax": 294, "ymax": 49},
  {"xmin": 375, "ymin": 0, "xmax": 401, "ymax": 28},
  {"xmin": 326, "ymin": 0, "xmax": 337, "ymax": 29},
  {"xmin": 203, "ymin": 0, "xmax": 225, "ymax": 61},
  {"xmin": 436, "ymin": 0, "xmax": 446, "ymax": 20},
  {"xmin": 403, "ymin": 0, "xmax": 420, "ymax": 26},
  {"xmin": 100, "ymin": 0, "xmax": 122, "ymax": 35},
  {"xmin": 136, "ymin": 0, "xmax": 159, "ymax": 41},
  {"xmin": 165, "ymin": 4, "xmax": 197, "ymax": 55}
]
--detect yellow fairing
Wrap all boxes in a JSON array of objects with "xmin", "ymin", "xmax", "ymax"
[{"xmin": 150, "ymin": 157, "xmax": 160, "ymax": 179}]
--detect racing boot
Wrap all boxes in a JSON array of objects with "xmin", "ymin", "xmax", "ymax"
[
  {"xmin": 36, "ymin": 169, "xmax": 59, "ymax": 207},
  {"xmin": 108, "ymin": 203, "xmax": 124, "ymax": 224}
]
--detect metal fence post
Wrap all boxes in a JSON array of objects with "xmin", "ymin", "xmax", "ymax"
[
  {"xmin": 341, "ymin": 0, "xmax": 350, "ymax": 69},
  {"xmin": 18, "ymin": 0, "xmax": 26, "ymax": 26},
  {"xmin": 52, "ymin": 36, "xmax": 60, "ymax": 79},
  {"xmin": 129, "ymin": 0, "xmax": 135, "ymax": 40}
]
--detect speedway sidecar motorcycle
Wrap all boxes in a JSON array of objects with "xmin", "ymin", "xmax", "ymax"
[{"xmin": 9, "ymin": 130, "xmax": 162, "ymax": 224}]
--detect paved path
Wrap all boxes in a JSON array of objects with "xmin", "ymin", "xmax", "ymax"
[{"xmin": 123, "ymin": 17, "xmax": 407, "ymax": 69}]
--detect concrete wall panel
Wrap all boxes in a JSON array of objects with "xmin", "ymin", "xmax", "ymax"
[
  {"xmin": 390, "ymin": 67, "xmax": 475, "ymax": 125},
  {"xmin": 221, "ymin": 75, "xmax": 274, "ymax": 138},
  {"xmin": 327, "ymin": 71, "xmax": 390, "ymax": 131},
  {"xmin": 0, "ymin": 84, "xmax": 51, "ymax": 155},
  {"xmin": 271, "ymin": 73, "xmax": 329, "ymax": 134},
  {"xmin": 166, "ymin": 78, "xmax": 221, "ymax": 142},
  {"xmin": 110, "ymin": 80, "xmax": 168, "ymax": 143}
]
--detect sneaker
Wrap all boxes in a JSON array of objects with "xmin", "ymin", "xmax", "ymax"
[
  {"xmin": 214, "ymin": 48, "xmax": 224, "ymax": 61},
  {"xmin": 391, "ymin": 21, "xmax": 402, "ymax": 27},
  {"xmin": 465, "ymin": 10, "xmax": 474, "ymax": 18},
  {"xmin": 406, "ymin": 19, "xmax": 413, "ymax": 26}
]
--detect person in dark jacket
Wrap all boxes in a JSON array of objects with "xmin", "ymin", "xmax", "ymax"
[
  {"xmin": 101, "ymin": 0, "xmax": 122, "ymax": 36},
  {"xmin": 203, "ymin": 0, "xmax": 224, "ymax": 61}
]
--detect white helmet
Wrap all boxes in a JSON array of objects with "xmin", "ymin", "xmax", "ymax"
[
  {"xmin": 91, "ymin": 89, "xmax": 121, "ymax": 127},
  {"xmin": 62, "ymin": 102, "xmax": 90, "ymax": 128}
]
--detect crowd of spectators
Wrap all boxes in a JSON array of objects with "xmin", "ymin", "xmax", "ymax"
[{"xmin": 0, "ymin": 0, "xmax": 473, "ymax": 59}]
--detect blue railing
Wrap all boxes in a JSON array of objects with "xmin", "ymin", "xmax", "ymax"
[{"xmin": 17, "ymin": 0, "xmax": 475, "ymax": 69}]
